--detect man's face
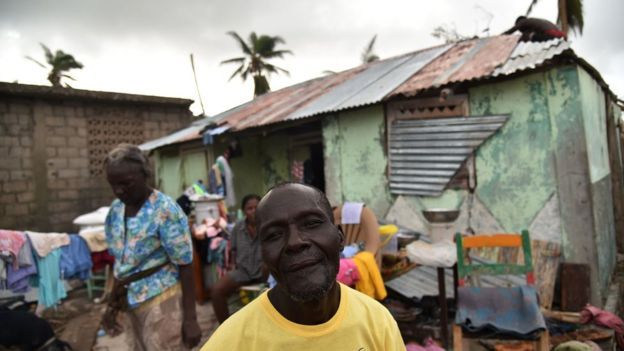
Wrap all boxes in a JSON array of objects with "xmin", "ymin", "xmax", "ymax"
[
  {"xmin": 257, "ymin": 184, "xmax": 344, "ymax": 302},
  {"xmin": 106, "ymin": 162, "xmax": 147, "ymax": 207}
]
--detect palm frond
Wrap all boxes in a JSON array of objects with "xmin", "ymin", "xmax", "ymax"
[
  {"xmin": 260, "ymin": 49, "xmax": 293, "ymax": 59},
  {"xmin": 60, "ymin": 74, "xmax": 76, "ymax": 81},
  {"xmin": 25, "ymin": 56, "xmax": 47, "ymax": 69},
  {"xmin": 220, "ymin": 57, "xmax": 246, "ymax": 65},
  {"xmin": 564, "ymin": 0, "xmax": 584, "ymax": 35},
  {"xmin": 226, "ymin": 31, "xmax": 252, "ymax": 56},
  {"xmin": 39, "ymin": 43, "xmax": 53, "ymax": 64},
  {"xmin": 361, "ymin": 35, "xmax": 379, "ymax": 64},
  {"xmin": 228, "ymin": 63, "xmax": 246, "ymax": 81},
  {"xmin": 263, "ymin": 63, "xmax": 290, "ymax": 76},
  {"xmin": 525, "ymin": 0, "xmax": 540, "ymax": 16}
]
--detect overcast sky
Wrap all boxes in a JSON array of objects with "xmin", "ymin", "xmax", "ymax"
[{"xmin": 1, "ymin": 0, "xmax": 622, "ymax": 116}]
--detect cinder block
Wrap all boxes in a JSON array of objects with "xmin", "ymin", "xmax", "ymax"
[
  {"xmin": 45, "ymin": 116, "xmax": 65, "ymax": 127},
  {"xmin": 67, "ymin": 136, "xmax": 87, "ymax": 148},
  {"xmin": 0, "ymin": 193, "xmax": 16, "ymax": 204},
  {"xmin": 67, "ymin": 117, "xmax": 86, "ymax": 127},
  {"xmin": 57, "ymin": 147, "xmax": 79, "ymax": 158},
  {"xmin": 46, "ymin": 147, "xmax": 57, "ymax": 157},
  {"xmin": 9, "ymin": 104, "xmax": 30, "ymax": 114},
  {"xmin": 58, "ymin": 189, "xmax": 79, "ymax": 200},
  {"xmin": 58, "ymin": 169, "xmax": 80, "ymax": 178},
  {"xmin": 47, "ymin": 158, "xmax": 68, "ymax": 169},
  {"xmin": 48, "ymin": 136, "xmax": 67, "ymax": 146},
  {"xmin": 20, "ymin": 137, "xmax": 32, "ymax": 146},
  {"xmin": 17, "ymin": 192, "xmax": 34, "ymax": 203},
  {"xmin": 3, "ymin": 180, "xmax": 28, "ymax": 192},
  {"xmin": 68, "ymin": 158, "xmax": 89, "ymax": 169}
]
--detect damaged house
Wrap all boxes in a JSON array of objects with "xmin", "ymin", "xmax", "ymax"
[{"xmin": 142, "ymin": 34, "xmax": 623, "ymax": 306}]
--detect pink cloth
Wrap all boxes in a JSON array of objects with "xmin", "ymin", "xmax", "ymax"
[
  {"xmin": 192, "ymin": 217, "xmax": 228, "ymax": 239},
  {"xmin": 405, "ymin": 338, "xmax": 444, "ymax": 351},
  {"xmin": 580, "ymin": 304, "xmax": 624, "ymax": 349},
  {"xmin": 0, "ymin": 230, "xmax": 26, "ymax": 266},
  {"xmin": 337, "ymin": 258, "xmax": 360, "ymax": 286}
]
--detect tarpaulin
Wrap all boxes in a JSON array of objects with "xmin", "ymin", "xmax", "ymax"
[{"xmin": 455, "ymin": 286, "xmax": 546, "ymax": 337}]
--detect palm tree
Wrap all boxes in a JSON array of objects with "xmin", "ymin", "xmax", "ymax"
[
  {"xmin": 361, "ymin": 35, "xmax": 380, "ymax": 64},
  {"xmin": 221, "ymin": 31, "xmax": 292, "ymax": 97},
  {"xmin": 26, "ymin": 43, "xmax": 83, "ymax": 87},
  {"xmin": 525, "ymin": 0, "xmax": 584, "ymax": 36}
]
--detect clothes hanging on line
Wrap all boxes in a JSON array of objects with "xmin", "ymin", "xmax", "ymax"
[
  {"xmin": 60, "ymin": 235, "xmax": 92, "ymax": 280},
  {"xmin": 25, "ymin": 232, "xmax": 70, "ymax": 258}
]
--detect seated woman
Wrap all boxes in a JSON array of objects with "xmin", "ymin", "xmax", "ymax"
[
  {"xmin": 210, "ymin": 194, "xmax": 263, "ymax": 323},
  {"xmin": 332, "ymin": 202, "xmax": 381, "ymax": 267}
]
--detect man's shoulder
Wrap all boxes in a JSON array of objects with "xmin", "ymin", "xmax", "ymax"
[{"xmin": 202, "ymin": 296, "xmax": 265, "ymax": 349}]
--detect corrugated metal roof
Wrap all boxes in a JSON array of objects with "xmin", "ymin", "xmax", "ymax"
[
  {"xmin": 143, "ymin": 35, "xmax": 580, "ymax": 149},
  {"xmin": 288, "ymin": 44, "xmax": 452, "ymax": 119},
  {"xmin": 389, "ymin": 115, "xmax": 509, "ymax": 196},
  {"xmin": 391, "ymin": 35, "xmax": 520, "ymax": 97},
  {"xmin": 493, "ymin": 38, "xmax": 570, "ymax": 76},
  {"xmin": 139, "ymin": 123, "xmax": 206, "ymax": 151}
]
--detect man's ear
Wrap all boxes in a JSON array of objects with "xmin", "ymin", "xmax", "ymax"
[{"xmin": 336, "ymin": 225, "xmax": 345, "ymax": 252}]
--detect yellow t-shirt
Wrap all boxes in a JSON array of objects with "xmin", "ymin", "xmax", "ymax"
[{"xmin": 201, "ymin": 283, "xmax": 405, "ymax": 351}]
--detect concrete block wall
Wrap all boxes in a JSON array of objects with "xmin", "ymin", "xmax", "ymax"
[{"xmin": 0, "ymin": 92, "xmax": 191, "ymax": 232}]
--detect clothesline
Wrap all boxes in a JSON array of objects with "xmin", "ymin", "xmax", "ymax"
[{"xmin": 0, "ymin": 230, "xmax": 98, "ymax": 308}]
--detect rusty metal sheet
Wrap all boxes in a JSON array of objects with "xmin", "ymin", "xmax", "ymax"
[
  {"xmin": 388, "ymin": 115, "xmax": 508, "ymax": 196},
  {"xmin": 493, "ymin": 38, "xmax": 570, "ymax": 76},
  {"xmin": 139, "ymin": 123, "xmax": 206, "ymax": 151},
  {"xmin": 288, "ymin": 44, "xmax": 452, "ymax": 120}
]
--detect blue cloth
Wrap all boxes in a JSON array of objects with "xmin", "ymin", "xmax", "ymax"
[
  {"xmin": 105, "ymin": 190, "xmax": 193, "ymax": 308},
  {"xmin": 34, "ymin": 248, "xmax": 67, "ymax": 308},
  {"xmin": 60, "ymin": 235, "xmax": 92, "ymax": 280},
  {"xmin": 341, "ymin": 243, "xmax": 361, "ymax": 258},
  {"xmin": 455, "ymin": 286, "xmax": 546, "ymax": 337}
]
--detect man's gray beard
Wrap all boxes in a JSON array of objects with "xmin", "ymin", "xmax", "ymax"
[{"xmin": 287, "ymin": 265, "xmax": 335, "ymax": 303}]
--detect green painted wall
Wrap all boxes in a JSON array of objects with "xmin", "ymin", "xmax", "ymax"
[
  {"xmin": 578, "ymin": 68, "xmax": 616, "ymax": 291},
  {"xmin": 579, "ymin": 69, "xmax": 610, "ymax": 182},
  {"xmin": 214, "ymin": 132, "xmax": 290, "ymax": 209},
  {"xmin": 322, "ymin": 105, "xmax": 392, "ymax": 216},
  {"xmin": 469, "ymin": 70, "xmax": 561, "ymax": 232},
  {"xmin": 221, "ymin": 136, "xmax": 265, "ymax": 207}
]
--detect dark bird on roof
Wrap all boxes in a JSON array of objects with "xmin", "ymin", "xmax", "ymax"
[{"xmin": 504, "ymin": 16, "xmax": 567, "ymax": 42}]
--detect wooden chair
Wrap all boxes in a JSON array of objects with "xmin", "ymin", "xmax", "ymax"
[
  {"xmin": 453, "ymin": 230, "xmax": 549, "ymax": 351},
  {"xmin": 333, "ymin": 205, "xmax": 382, "ymax": 267}
]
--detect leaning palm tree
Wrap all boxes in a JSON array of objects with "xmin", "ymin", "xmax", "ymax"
[
  {"xmin": 526, "ymin": 0, "xmax": 584, "ymax": 36},
  {"xmin": 361, "ymin": 35, "xmax": 380, "ymax": 64},
  {"xmin": 221, "ymin": 31, "xmax": 293, "ymax": 97},
  {"xmin": 26, "ymin": 43, "xmax": 83, "ymax": 87}
]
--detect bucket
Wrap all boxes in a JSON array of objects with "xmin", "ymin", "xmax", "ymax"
[{"xmin": 194, "ymin": 199, "xmax": 221, "ymax": 224}]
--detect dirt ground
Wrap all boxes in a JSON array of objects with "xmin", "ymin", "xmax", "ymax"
[
  {"xmin": 43, "ymin": 287, "xmax": 220, "ymax": 351},
  {"xmin": 93, "ymin": 300, "xmax": 219, "ymax": 351}
]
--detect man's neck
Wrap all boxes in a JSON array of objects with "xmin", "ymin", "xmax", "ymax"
[{"xmin": 268, "ymin": 282, "xmax": 341, "ymax": 325}]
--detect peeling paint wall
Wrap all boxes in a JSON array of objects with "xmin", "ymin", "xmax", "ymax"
[
  {"xmin": 322, "ymin": 105, "xmax": 391, "ymax": 216},
  {"xmin": 578, "ymin": 68, "xmax": 617, "ymax": 292},
  {"xmin": 469, "ymin": 71, "xmax": 558, "ymax": 233},
  {"xmin": 579, "ymin": 69, "xmax": 610, "ymax": 182}
]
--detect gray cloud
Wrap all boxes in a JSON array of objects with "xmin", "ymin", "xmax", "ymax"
[{"xmin": 1, "ymin": 0, "xmax": 622, "ymax": 115}]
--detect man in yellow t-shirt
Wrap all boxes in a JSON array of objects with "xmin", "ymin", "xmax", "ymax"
[{"xmin": 201, "ymin": 183, "xmax": 405, "ymax": 351}]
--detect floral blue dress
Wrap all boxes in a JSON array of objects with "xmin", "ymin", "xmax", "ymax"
[{"xmin": 105, "ymin": 190, "xmax": 193, "ymax": 308}]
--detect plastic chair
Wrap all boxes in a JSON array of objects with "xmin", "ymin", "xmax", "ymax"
[{"xmin": 453, "ymin": 230, "xmax": 549, "ymax": 351}]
